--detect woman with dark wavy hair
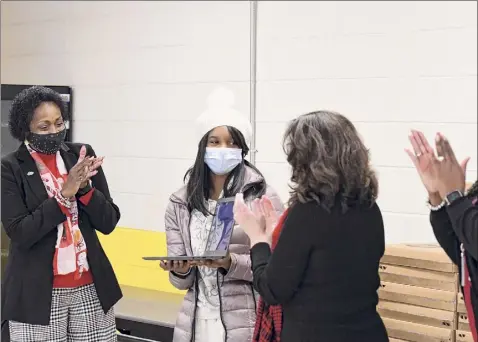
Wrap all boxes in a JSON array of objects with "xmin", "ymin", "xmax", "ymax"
[{"xmin": 234, "ymin": 110, "xmax": 388, "ymax": 342}]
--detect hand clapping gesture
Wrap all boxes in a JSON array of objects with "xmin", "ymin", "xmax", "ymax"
[
  {"xmin": 233, "ymin": 194, "xmax": 279, "ymax": 247},
  {"xmin": 406, "ymin": 130, "xmax": 470, "ymax": 202},
  {"xmin": 61, "ymin": 145, "xmax": 104, "ymax": 198},
  {"xmin": 433, "ymin": 133, "xmax": 470, "ymax": 197}
]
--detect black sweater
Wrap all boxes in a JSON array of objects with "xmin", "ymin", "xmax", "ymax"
[
  {"xmin": 430, "ymin": 197, "xmax": 478, "ymax": 318},
  {"xmin": 250, "ymin": 201, "xmax": 388, "ymax": 342}
]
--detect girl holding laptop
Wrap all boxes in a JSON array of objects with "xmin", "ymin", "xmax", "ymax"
[{"xmin": 160, "ymin": 88, "xmax": 284, "ymax": 342}]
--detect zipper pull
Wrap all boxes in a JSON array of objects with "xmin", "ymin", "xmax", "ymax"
[{"xmin": 460, "ymin": 243, "xmax": 466, "ymax": 287}]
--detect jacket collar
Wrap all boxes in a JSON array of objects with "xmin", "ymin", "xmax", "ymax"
[
  {"xmin": 15, "ymin": 142, "xmax": 77, "ymax": 204},
  {"xmin": 170, "ymin": 165, "xmax": 264, "ymax": 206}
]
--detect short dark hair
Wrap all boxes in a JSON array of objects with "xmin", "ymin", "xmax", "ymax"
[
  {"xmin": 8, "ymin": 86, "xmax": 68, "ymax": 141},
  {"xmin": 184, "ymin": 126, "xmax": 266, "ymax": 215},
  {"xmin": 283, "ymin": 110, "xmax": 378, "ymax": 212}
]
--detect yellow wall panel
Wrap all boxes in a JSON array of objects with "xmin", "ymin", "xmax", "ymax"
[{"xmin": 98, "ymin": 227, "xmax": 185, "ymax": 295}]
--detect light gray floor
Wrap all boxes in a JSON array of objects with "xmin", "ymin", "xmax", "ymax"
[{"xmin": 115, "ymin": 286, "xmax": 184, "ymax": 328}]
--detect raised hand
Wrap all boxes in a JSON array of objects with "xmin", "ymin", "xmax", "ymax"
[
  {"xmin": 405, "ymin": 130, "xmax": 440, "ymax": 194},
  {"xmin": 79, "ymin": 156, "xmax": 104, "ymax": 188},
  {"xmin": 434, "ymin": 133, "xmax": 470, "ymax": 198},
  {"xmin": 234, "ymin": 195, "xmax": 261, "ymax": 233},
  {"xmin": 233, "ymin": 194, "xmax": 269, "ymax": 246},
  {"xmin": 260, "ymin": 196, "xmax": 279, "ymax": 237},
  {"xmin": 61, "ymin": 146, "xmax": 93, "ymax": 198}
]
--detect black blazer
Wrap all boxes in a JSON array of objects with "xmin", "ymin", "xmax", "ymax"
[
  {"xmin": 1, "ymin": 142, "xmax": 122, "ymax": 325},
  {"xmin": 430, "ymin": 197, "xmax": 478, "ymax": 317},
  {"xmin": 251, "ymin": 201, "xmax": 388, "ymax": 342}
]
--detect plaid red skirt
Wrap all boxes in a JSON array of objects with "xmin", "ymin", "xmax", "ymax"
[{"xmin": 253, "ymin": 299, "xmax": 283, "ymax": 342}]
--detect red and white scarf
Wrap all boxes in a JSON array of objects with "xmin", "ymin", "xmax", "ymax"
[{"xmin": 26, "ymin": 143, "xmax": 89, "ymax": 278}]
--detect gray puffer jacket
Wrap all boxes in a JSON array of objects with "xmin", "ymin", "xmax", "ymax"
[{"xmin": 165, "ymin": 167, "xmax": 284, "ymax": 342}]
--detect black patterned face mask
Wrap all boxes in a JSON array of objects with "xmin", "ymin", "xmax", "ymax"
[{"xmin": 27, "ymin": 129, "xmax": 66, "ymax": 154}]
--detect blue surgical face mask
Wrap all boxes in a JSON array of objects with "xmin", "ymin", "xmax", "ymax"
[{"xmin": 204, "ymin": 147, "xmax": 243, "ymax": 175}]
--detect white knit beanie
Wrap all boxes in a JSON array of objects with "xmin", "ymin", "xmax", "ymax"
[{"xmin": 195, "ymin": 87, "xmax": 252, "ymax": 147}]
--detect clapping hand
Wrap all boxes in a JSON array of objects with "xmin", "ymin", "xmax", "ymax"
[
  {"xmin": 61, "ymin": 146, "xmax": 104, "ymax": 198},
  {"xmin": 406, "ymin": 130, "xmax": 469, "ymax": 202},
  {"xmin": 261, "ymin": 195, "xmax": 280, "ymax": 237},
  {"xmin": 233, "ymin": 194, "xmax": 278, "ymax": 247},
  {"xmin": 80, "ymin": 155, "xmax": 104, "ymax": 188},
  {"xmin": 405, "ymin": 130, "xmax": 441, "ymax": 195},
  {"xmin": 434, "ymin": 133, "xmax": 470, "ymax": 198}
]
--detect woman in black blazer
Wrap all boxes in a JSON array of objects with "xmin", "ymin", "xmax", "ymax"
[
  {"xmin": 234, "ymin": 111, "xmax": 389, "ymax": 342},
  {"xmin": 1, "ymin": 86, "xmax": 122, "ymax": 342}
]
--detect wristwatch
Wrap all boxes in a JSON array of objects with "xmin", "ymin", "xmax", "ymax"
[{"xmin": 445, "ymin": 190, "xmax": 464, "ymax": 206}]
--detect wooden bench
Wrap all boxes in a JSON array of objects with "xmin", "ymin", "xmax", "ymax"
[{"xmin": 116, "ymin": 286, "xmax": 184, "ymax": 342}]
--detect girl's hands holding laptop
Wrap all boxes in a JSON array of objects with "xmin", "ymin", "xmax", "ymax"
[
  {"xmin": 192, "ymin": 255, "xmax": 232, "ymax": 270},
  {"xmin": 160, "ymin": 260, "xmax": 192, "ymax": 274},
  {"xmin": 159, "ymin": 258, "xmax": 232, "ymax": 273}
]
